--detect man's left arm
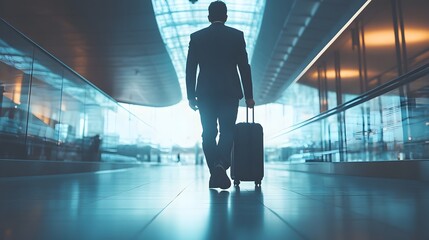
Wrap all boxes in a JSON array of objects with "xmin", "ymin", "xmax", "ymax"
[{"xmin": 237, "ymin": 32, "xmax": 255, "ymax": 108}]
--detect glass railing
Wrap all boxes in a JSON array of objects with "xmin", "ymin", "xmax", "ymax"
[
  {"xmin": 0, "ymin": 18, "xmax": 157, "ymax": 163},
  {"xmin": 265, "ymin": 0, "xmax": 429, "ymax": 164},
  {"xmin": 266, "ymin": 63, "xmax": 429, "ymax": 162}
]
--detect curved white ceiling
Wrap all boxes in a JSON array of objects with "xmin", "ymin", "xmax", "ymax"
[{"xmin": 152, "ymin": 0, "xmax": 266, "ymax": 98}]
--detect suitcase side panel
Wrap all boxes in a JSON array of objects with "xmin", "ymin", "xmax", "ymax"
[{"xmin": 231, "ymin": 123, "xmax": 264, "ymax": 181}]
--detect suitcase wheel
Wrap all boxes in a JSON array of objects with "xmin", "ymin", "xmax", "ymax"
[
  {"xmin": 255, "ymin": 180, "xmax": 261, "ymax": 187},
  {"xmin": 234, "ymin": 180, "xmax": 240, "ymax": 187}
]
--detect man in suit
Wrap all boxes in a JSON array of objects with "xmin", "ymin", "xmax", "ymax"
[{"xmin": 186, "ymin": 1, "xmax": 255, "ymax": 189}]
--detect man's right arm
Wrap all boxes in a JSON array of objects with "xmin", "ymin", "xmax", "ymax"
[{"xmin": 186, "ymin": 35, "xmax": 198, "ymax": 110}]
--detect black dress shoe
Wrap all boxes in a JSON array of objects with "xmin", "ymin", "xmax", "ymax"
[
  {"xmin": 213, "ymin": 165, "xmax": 231, "ymax": 189},
  {"xmin": 209, "ymin": 175, "xmax": 218, "ymax": 188}
]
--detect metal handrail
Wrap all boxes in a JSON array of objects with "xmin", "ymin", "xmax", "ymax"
[
  {"xmin": 270, "ymin": 63, "xmax": 429, "ymax": 139},
  {"xmin": 0, "ymin": 17, "xmax": 153, "ymax": 128},
  {"xmin": 0, "ymin": 17, "xmax": 114, "ymax": 102}
]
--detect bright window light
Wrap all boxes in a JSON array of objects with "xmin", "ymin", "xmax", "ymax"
[{"xmin": 152, "ymin": 0, "xmax": 266, "ymax": 99}]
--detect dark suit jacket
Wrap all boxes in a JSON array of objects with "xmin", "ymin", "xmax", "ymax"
[{"xmin": 186, "ymin": 22, "xmax": 253, "ymax": 101}]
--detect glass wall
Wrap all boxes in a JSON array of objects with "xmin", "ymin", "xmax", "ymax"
[
  {"xmin": 0, "ymin": 19, "xmax": 156, "ymax": 162},
  {"xmin": 267, "ymin": 0, "xmax": 429, "ymax": 162}
]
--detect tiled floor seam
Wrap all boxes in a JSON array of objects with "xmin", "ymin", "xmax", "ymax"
[
  {"xmin": 85, "ymin": 182, "xmax": 153, "ymax": 205},
  {"xmin": 261, "ymin": 203, "xmax": 310, "ymax": 240},
  {"xmin": 258, "ymin": 186, "xmax": 310, "ymax": 240},
  {"xmin": 130, "ymin": 184, "xmax": 190, "ymax": 239},
  {"xmin": 280, "ymin": 187, "xmax": 412, "ymax": 236}
]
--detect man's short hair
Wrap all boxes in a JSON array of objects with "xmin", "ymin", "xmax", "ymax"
[{"xmin": 209, "ymin": 1, "xmax": 227, "ymax": 22}]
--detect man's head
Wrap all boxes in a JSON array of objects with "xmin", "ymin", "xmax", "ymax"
[{"xmin": 208, "ymin": 1, "xmax": 227, "ymax": 23}]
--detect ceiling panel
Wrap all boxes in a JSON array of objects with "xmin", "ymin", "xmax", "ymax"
[
  {"xmin": 0, "ymin": 0, "xmax": 181, "ymax": 107},
  {"xmin": 0, "ymin": 0, "xmax": 368, "ymax": 107},
  {"xmin": 251, "ymin": 0, "xmax": 368, "ymax": 104}
]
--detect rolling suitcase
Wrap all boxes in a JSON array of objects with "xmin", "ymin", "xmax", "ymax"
[{"xmin": 231, "ymin": 107, "xmax": 264, "ymax": 187}]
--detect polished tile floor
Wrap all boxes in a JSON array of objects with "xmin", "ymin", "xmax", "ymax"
[{"xmin": 0, "ymin": 164, "xmax": 428, "ymax": 240}]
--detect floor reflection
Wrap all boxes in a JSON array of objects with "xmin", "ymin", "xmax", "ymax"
[
  {"xmin": 1, "ymin": 165, "xmax": 428, "ymax": 239},
  {"xmin": 205, "ymin": 189, "xmax": 230, "ymax": 240},
  {"xmin": 205, "ymin": 186, "xmax": 266, "ymax": 240},
  {"xmin": 229, "ymin": 186, "xmax": 265, "ymax": 239}
]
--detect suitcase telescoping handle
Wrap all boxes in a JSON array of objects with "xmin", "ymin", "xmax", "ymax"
[{"xmin": 246, "ymin": 107, "xmax": 255, "ymax": 123}]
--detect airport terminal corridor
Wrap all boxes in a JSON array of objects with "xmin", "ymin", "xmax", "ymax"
[
  {"xmin": 1, "ymin": 1, "xmax": 429, "ymax": 238},
  {"xmin": 1, "ymin": 164, "xmax": 428, "ymax": 240}
]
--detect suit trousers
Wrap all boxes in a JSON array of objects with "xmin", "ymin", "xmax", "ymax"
[{"xmin": 198, "ymin": 98, "xmax": 239, "ymax": 174}]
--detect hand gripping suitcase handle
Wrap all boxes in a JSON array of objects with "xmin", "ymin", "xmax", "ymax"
[{"xmin": 246, "ymin": 107, "xmax": 255, "ymax": 123}]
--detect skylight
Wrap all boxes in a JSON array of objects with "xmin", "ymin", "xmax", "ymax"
[{"xmin": 152, "ymin": 0, "xmax": 266, "ymax": 100}]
